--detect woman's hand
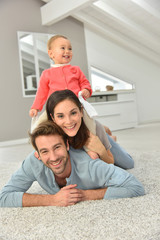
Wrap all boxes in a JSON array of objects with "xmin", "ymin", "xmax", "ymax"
[
  {"xmin": 85, "ymin": 132, "xmax": 114, "ymax": 164},
  {"xmin": 85, "ymin": 132, "xmax": 105, "ymax": 154}
]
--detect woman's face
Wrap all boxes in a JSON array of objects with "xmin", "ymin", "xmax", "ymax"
[{"xmin": 53, "ymin": 99, "xmax": 83, "ymax": 137}]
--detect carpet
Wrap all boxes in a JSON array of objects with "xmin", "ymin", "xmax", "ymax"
[{"xmin": 0, "ymin": 150, "xmax": 160, "ymax": 240}]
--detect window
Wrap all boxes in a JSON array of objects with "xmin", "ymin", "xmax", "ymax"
[
  {"xmin": 90, "ymin": 66, "xmax": 134, "ymax": 92},
  {"xmin": 17, "ymin": 31, "xmax": 53, "ymax": 97}
]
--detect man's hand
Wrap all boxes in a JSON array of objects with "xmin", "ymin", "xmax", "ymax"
[{"xmin": 53, "ymin": 184, "xmax": 83, "ymax": 206}]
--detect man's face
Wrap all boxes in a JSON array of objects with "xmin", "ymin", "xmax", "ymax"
[{"xmin": 35, "ymin": 134, "xmax": 70, "ymax": 176}]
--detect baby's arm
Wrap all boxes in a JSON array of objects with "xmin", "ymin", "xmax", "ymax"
[
  {"xmin": 30, "ymin": 71, "xmax": 50, "ymax": 117},
  {"xmin": 77, "ymin": 66, "xmax": 92, "ymax": 97}
]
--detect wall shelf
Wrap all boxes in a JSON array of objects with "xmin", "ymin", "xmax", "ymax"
[{"xmin": 89, "ymin": 90, "xmax": 137, "ymax": 131}]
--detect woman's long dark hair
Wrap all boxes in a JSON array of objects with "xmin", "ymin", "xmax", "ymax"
[{"xmin": 46, "ymin": 90, "xmax": 90, "ymax": 149}]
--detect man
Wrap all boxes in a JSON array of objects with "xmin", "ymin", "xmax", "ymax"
[{"xmin": 0, "ymin": 121, "xmax": 145, "ymax": 207}]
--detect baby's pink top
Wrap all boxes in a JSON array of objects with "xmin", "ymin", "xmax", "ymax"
[{"xmin": 31, "ymin": 65, "xmax": 92, "ymax": 111}]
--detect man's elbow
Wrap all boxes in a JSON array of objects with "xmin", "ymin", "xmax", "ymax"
[
  {"xmin": 0, "ymin": 192, "xmax": 23, "ymax": 208},
  {"xmin": 125, "ymin": 160, "xmax": 134, "ymax": 170},
  {"xmin": 126, "ymin": 178, "xmax": 145, "ymax": 198},
  {"xmin": 0, "ymin": 193, "xmax": 8, "ymax": 207},
  {"xmin": 132, "ymin": 182, "xmax": 145, "ymax": 197}
]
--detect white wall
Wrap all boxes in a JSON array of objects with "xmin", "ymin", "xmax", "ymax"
[
  {"xmin": 84, "ymin": 28, "xmax": 160, "ymax": 124},
  {"xmin": 0, "ymin": 0, "xmax": 88, "ymax": 142},
  {"xmin": 1, "ymin": 0, "xmax": 159, "ymax": 143}
]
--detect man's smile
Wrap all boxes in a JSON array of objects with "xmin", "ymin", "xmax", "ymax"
[{"xmin": 49, "ymin": 159, "xmax": 62, "ymax": 167}]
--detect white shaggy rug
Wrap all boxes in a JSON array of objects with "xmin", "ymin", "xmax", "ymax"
[{"xmin": 0, "ymin": 150, "xmax": 160, "ymax": 240}]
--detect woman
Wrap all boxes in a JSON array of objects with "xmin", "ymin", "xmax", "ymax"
[{"xmin": 46, "ymin": 89, "xmax": 134, "ymax": 169}]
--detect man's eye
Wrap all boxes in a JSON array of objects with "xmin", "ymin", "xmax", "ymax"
[
  {"xmin": 55, "ymin": 146, "xmax": 60, "ymax": 149},
  {"xmin": 53, "ymin": 145, "xmax": 61, "ymax": 152},
  {"xmin": 41, "ymin": 151, "xmax": 48, "ymax": 155}
]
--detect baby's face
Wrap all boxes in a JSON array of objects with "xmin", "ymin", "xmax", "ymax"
[{"xmin": 48, "ymin": 37, "xmax": 73, "ymax": 64}]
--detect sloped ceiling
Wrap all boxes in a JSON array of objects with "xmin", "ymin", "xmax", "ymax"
[{"xmin": 40, "ymin": 0, "xmax": 160, "ymax": 66}]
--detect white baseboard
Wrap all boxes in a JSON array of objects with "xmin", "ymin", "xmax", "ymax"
[
  {"xmin": 0, "ymin": 138, "xmax": 29, "ymax": 147},
  {"xmin": 137, "ymin": 120, "xmax": 160, "ymax": 127}
]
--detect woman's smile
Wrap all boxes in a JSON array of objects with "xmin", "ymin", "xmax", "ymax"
[{"xmin": 64, "ymin": 124, "xmax": 76, "ymax": 130}]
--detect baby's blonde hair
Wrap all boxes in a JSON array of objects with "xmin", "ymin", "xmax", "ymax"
[{"xmin": 47, "ymin": 35, "xmax": 68, "ymax": 50}]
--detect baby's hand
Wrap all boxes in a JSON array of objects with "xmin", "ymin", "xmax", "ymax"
[
  {"xmin": 81, "ymin": 89, "xmax": 90, "ymax": 99},
  {"xmin": 29, "ymin": 109, "xmax": 38, "ymax": 117}
]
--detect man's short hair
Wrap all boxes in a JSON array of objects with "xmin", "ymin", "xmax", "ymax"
[{"xmin": 29, "ymin": 121, "xmax": 68, "ymax": 152}]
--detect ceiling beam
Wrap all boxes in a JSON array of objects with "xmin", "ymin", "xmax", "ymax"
[
  {"xmin": 40, "ymin": 0, "xmax": 96, "ymax": 26},
  {"xmin": 72, "ymin": 11, "xmax": 160, "ymax": 66},
  {"xmin": 41, "ymin": 0, "xmax": 51, "ymax": 2},
  {"xmin": 131, "ymin": 0, "xmax": 160, "ymax": 19},
  {"xmin": 92, "ymin": 1, "xmax": 160, "ymax": 53}
]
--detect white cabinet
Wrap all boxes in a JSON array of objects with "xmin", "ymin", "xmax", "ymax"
[{"xmin": 88, "ymin": 90, "xmax": 137, "ymax": 131}]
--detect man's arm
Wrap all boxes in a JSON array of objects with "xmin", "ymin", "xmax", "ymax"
[
  {"xmin": 23, "ymin": 185, "xmax": 78, "ymax": 207},
  {"xmin": 79, "ymin": 188, "xmax": 107, "ymax": 201},
  {"xmin": 0, "ymin": 172, "xmax": 34, "ymax": 208},
  {"xmin": 0, "ymin": 154, "xmax": 37, "ymax": 208},
  {"xmin": 84, "ymin": 153, "xmax": 145, "ymax": 200},
  {"xmin": 22, "ymin": 185, "xmax": 107, "ymax": 207}
]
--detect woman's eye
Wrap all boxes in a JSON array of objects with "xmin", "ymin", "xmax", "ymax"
[
  {"xmin": 71, "ymin": 111, "xmax": 77, "ymax": 115},
  {"xmin": 57, "ymin": 115, "xmax": 63, "ymax": 119},
  {"xmin": 55, "ymin": 113, "xmax": 65, "ymax": 120}
]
